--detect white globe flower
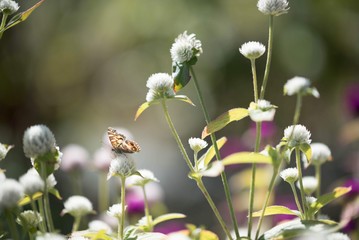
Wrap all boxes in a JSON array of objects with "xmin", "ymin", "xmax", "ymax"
[
  {"xmin": 145, "ymin": 73, "xmax": 175, "ymax": 102},
  {"xmin": 188, "ymin": 137, "xmax": 208, "ymax": 153},
  {"xmin": 284, "ymin": 125, "xmax": 312, "ymax": 148},
  {"xmin": 60, "ymin": 144, "xmax": 89, "ymax": 172},
  {"xmin": 88, "ymin": 220, "xmax": 112, "ymax": 234},
  {"xmin": 19, "ymin": 168, "xmax": 45, "ymax": 196},
  {"xmin": 327, "ymin": 232, "xmax": 350, "ymax": 240},
  {"xmin": 127, "ymin": 169, "xmax": 159, "ymax": 187},
  {"xmin": 309, "ymin": 143, "xmax": 332, "ymax": 165},
  {"xmin": 107, "ymin": 203, "xmax": 127, "ymax": 219},
  {"xmin": 170, "ymin": 31, "xmax": 202, "ymax": 64},
  {"xmin": 297, "ymin": 176, "xmax": 318, "ymax": 195},
  {"xmin": 23, "ymin": 124, "xmax": 56, "ymax": 159},
  {"xmin": 257, "ymin": 0, "xmax": 289, "ymax": 16},
  {"xmin": 36, "ymin": 233, "xmax": 66, "ymax": 240},
  {"xmin": 248, "ymin": 99, "xmax": 276, "ymax": 122},
  {"xmin": 280, "ymin": 168, "xmax": 299, "ymax": 184},
  {"xmin": 239, "ymin": 41, "xmax": 266, "ymax": 60},
  {"xmin": 107, "ymin": 153, "xmax": 136, "ymax": 179},
  {"xmin": 16, "ymin": 210, "xmax": 42, "ymax": 229},
  {"xmin": 0, "ymin": 179, "xmax": 24, "ymax": 209},
  {"xmin": 62, "ymin": 195, "xmax": 94, "ymax": 217},
  {"xmin": 0, "ymin": 0, "xmax": 19, "ymax": 15},
  {"xmin": 305, "ymin": 196, "xmax": 317, "ymax": 205}
]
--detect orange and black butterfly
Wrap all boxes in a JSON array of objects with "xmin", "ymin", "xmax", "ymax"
[{"xmin": 107, "ymin": 127, "xmax": 141, "ymax": 153}]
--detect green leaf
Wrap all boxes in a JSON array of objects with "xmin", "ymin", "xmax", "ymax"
[
  {"xmin": 300, "ymin": 143, "xmax": 312, "ymax": 164},
  {"xmin": 202, "ymin": 108, "xmax": 248, "ymax": 139},
  {"xmin": 18, "ymin": 192, "xmax": 43, "ymax": 206},
  {"xmin": 172, "ymin": 62, "xmax": 191, "ymax": 92},
  {"xmin": 84, "ymin": 230, "xmax": 113, "ymax": 240},
  {"xmin": 5, "ymin": 0, "xmax": 46, "ymax": 30},
  {"xmin": 307, "ymin": 186, "xmax": 352, "ymax": 216},
  {"xmin": 197, "ymin": 137, "xmax": 227, "ymax": 166},
  {"xmin": 49, "ymin": 188, "xmax": 62, "ymax": 200},
  {"xmin": 222, "ymin": 152, "xmax": 272, "ymax": 166},
  {"xmin": 153, "ymin": 213, "xmax": 186, "ymax": 226},
  {"xmin": 252, "ymin": 205, "xmax": 300, "ymax": 217},
  {"xmin": 135, "ymin": 102, "xmax": 153, "ymax": 121},
  {"xmin": 259, "ymin": 219, "xmax": 337, "ymax": 240},
  {"xmin": 172, "ymin": 95, "xmax": 195, "ymax": 106}
]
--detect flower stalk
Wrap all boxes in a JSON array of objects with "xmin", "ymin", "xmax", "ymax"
[
  {"xmin": 119, "ymin": 176, "xmax": 126, "ymax": 240},
  {"xmin": 295, "ymin": 148, "xmax": 307, "ymax": 219},
  {"xmin": 142, "ymin": 185, "xmax": 153, "ymax": 231},
  {"xmin": 99, "ymin": 172, "xmax": 109, "ymax": 213},
  {"xmin": 40, "ymin": 162, "xmax": 55, "ymax": 232},
  {"xmin": 190, "ymin": 67, "xmax": 240, "ymax": 239}
]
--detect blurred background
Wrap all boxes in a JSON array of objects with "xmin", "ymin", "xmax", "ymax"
[{"xmin": 0, "ymin": 0, "xmax": 359, "ymax": 237}]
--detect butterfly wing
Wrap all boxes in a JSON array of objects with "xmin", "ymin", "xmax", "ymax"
[{"xmin": 107, "ymin": 127, "xmax": 126, "ymax": 150}]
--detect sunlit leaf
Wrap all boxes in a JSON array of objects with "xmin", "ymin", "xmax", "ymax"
[
  {"xmin": 202, "ymin": 108, "xmax": 248, "ymax": 139},
  {"xmin": 153, "ymin": 213, "xmax": 186, "ymax": 226},
  {"xmin": 5, "ymin": 0, "xmax": 46, "ymax": 30},
  {"xmin": 134, "ymin": 102, "xmax": 153, "ymax": 121},
  {"xmin": 168, "ymin": 229, "xmax": 219, "ymax": 240},
  {"xmin": 252, "ymin": 205, "xmax": 300, "ymax": 217},
  {"xmin": 49, "ymin": 188, "xmax": 62, "ymax": 200},
  {"xmin": 197, "ymin": 137, "xmax": 227, "ymax": 166},
  {"xmin": 172, "ymin": 95, "xmax": 195, "ymax": 106},
  {"xmin": 84, "ymin": 230, "xmax": 113, "ymax": 240},
  {"xmin": 18, "ymin": 192, "xmax": 43, "ymax": 206},
  {"xmin": 222, "ymin": 152, "xmax": 272, "ymax": 166},
  {"xmin": 307, "ymin": 187, "xmax": 352, "ymax": 216},
  {"xmin": 259, "ymin": 219, "xmax": 337, "ymax": 240},
  {"xmin": 300, "ymin": 143, "xmax": 312, "ymax": 164}
]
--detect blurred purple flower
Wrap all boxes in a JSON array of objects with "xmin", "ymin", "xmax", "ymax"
[
  {"xmin": 125, "ymin": 189, "xmax": 145, "ymax": 214},
  {"xmin": 60, "ymin": 144, "xmax": 89, "ymax": 172},
  {"xmin": 154, "ymin": 221, "xmax": 186, "ymax": 234},
  {"xmin": 343, "ymin": 178, "xmax": 359, "ymax": 197},
  {"xmin": 345, "ymin": 83, "xmax": 359, "ymax": 117}
]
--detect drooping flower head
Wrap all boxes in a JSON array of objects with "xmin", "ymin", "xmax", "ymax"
[
  {"xmin": 248, "ymin": 99, "xmax": 276, "ymax": 122},
  {"xmin": 280, "ymin": 168, "xmax": 299, "ymax": 184},
  {"xmin": 145, "ymin": 73, "xmax": 175, "ymax": 102},
  {"xmin": 297, "ymin": 176, "xmax": 318, "ymax": 195},
  {"xmin": 303, "ymin": 143, "xmax": 332, "ymax": 167},
  {"xmin": 257, "ymin": 0, "xmax": 289, "ymax": 16},
  {"xmin": 284, "ymin": 125, "xmax": 311, "ymax": 148},
  {"xmin": 239, "ymin": 41, "xmax": 266, "ymax": 60},
  {"xmin": 0, "ymin": 0, "xmax": 19, "ymax": 15},
  {"xmin": 62, "ymin": 195, "xmax": 94, "ymax": 218},
  {"xmin": 284, "ymin": 76, "xmax": 320, "ymax": 98},
  {"xmin": 170, "ymin": 31, "xmax": 202, "ymax": 64},
  {"xmin": 188, "ymin": 137, "xmax": 208, "ymax": 153},
  {"xmin": 127, "ymin": 169, "xmax": 159, "ymax": 187}
]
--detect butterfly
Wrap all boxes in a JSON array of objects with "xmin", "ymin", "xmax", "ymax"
[{"xmin": 107, "ymin": 127, "xmax": 141, "ymax": 153}]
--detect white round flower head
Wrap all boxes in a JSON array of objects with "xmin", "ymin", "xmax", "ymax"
[
  {"xmin": 284, "ymin": 125, "xmax": 312, "ymax": 148},
  {"xmin": 16, "ymin": 210, "xmax": 42, "ymax": 228},
  {"xmin": 0, "ymin": 179, "xmax": 24, "ymax": 209},
  {"xmin": 62, "ymin": 195, "xmax": 94, "ymax": 217},
  {"xmin": 107, "ymin": 153, "xmax": 136, "ymax": 179},
  {"xmin": 93, "ymin": 147, "xmax": 112, "ymax": 171},
  {"xmin": 46, "ymin": 173, "xmax": 57, "ymax": 189},
  {"xmin": 306, "ymin": 196, "xmax": 317, "ymax": 205},
  {"xmin": 188, "ymin": 137, "xmax": 208, "ymax": 153},
  {"xmin": 107, "ymin": 203, "xmax": 127, "ymax": 219},
  {"xmin": 248, "ymin": 99, "xmax": 276, "ymax": 122},
  {"xmin": 200, "ymin": 161, "xmax": 224, "ymax": 177},
  {"xmin": 284, "ymin": 76, "xmax": 311, "ymax": 96},
  {"xmin": 280, "ymin": 168, "xmax": 299, "ymax": 183},
  {"xmin": 89, "ymin": 220, "xmax": 112, "ymax": 234},
  {"xmin": 145, "ymin": 73, "xmax": 175, "ymax": 102},
  {"xmin": 0, "ymin": 0, "xmax": 19, "ymax": 15},
  {"xmin": 327, "ymin": 232, "xmax": 350, "ymax": 240},
  {"xmin": 257, "ymin": 0, "xmax": 289, "ymax": 16},
  {"xmin": 170, "ymin": 31, "xmax": 203, "ymax": 64},
  {"xmin": 310, "ymin": 143, "xmax": 332, "ymax": 165},
  {"xmin": 127, "ymin": 169, "xmax": 159, "ymax": 187},
  {"xmin": 239, "ymin": 41, "xmax": 266, "ymax": 60},
  {"xmin": 19, "ymin": 168, "xmax": 45, "ymax": 196},
  {"xmin": 297, "ymin": 176, "xmax": 318, "ymax": 195},
  {"xmin": 23, "ymin": 124, "xmax": 56, "ymax": 159},
  {"xmin": 60, "ymin": 144, "xmax": 89, "ymax": 172},
  {"xmin": 36, "ymin": 233, "xmax": 66, "ymax": 240}
]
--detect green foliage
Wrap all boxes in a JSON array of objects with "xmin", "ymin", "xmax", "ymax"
[
  {"xmin": 222, "ymin": 152, "xmax": 272, "ymax": 165},
  {"xmin": 252, "ymin": 205, "xmax": 300, "ymax": 218}
]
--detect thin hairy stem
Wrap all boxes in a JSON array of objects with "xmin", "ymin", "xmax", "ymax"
[{"xmin": 295, "ymin": 148, "xmax": 307, "ymax": 219}]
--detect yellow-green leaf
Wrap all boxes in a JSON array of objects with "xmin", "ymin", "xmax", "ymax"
[
  {"xmin": 172, "ymin": 95, "xmax": 195, "ymax": 106},
  {"xmin": 222, "ymin": 152, "xmax": 272, "ymax": 166},
  {"xmin": 18, "ymin": 192, "xmax": 43, "ymax": 206},
  {"xmin": 300, "ymin": 143, "xmax": 312, "ymax": 164},
  {"xmin": 135, "ymin": 102, "xmax": 152, "ymax": 121},
  {"xmin": 201, "ymin": 108, "xmax": 248, "ymax": 139},
  {"xmin": 49, "ymin": 188, "xmax": 62, "ymax": 200},
  {"xmin": 198, "ymin": 137, "xmax": 227, "ymax": 166},
  {"xmin": 308, "ymin": 186, "xmax": 352, "ymax": 216},
  {"xmin": 84, "ymin": 230, "xmax": 113, "ymax": 240},
  {"xmin": 153, "ymin": 213, "xmax": 186, "ymax": 226},
  {"xmin": 252, "ymin": 205, "xmax": 300, "ymax": 217},
  {"xmin": 5, "ymin": 0, "xmax": 46, "ymax": 30}
]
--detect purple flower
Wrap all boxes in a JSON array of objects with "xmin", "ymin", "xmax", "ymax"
[{"xmin": 345, "ymin": 83, "xmax": 359, "ymax": 117}]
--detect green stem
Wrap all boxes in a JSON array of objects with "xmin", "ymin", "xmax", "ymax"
[
  {"xmin": 37, "ymin": 198, "xmax": 47, "ymax": 232},
  {"xmin": 315, "ymin": 164, "xmax": 321, "ymax": 217},
  {"xmin": 250, "ymin": 59, "xmax": 259, "ymax": 102},
  {"xmin": 71, "ymin": 170, "xmax": 82, "ymax": 195},
  {"xmin": 5, "ymin": 209, "xmax": 19, "ymax": 240},
  {"xmin": 161, "ymin": 99, "xmax": 194, "ymax": 172},
  {"xmin": 119, "ymin": 176, "xmax": 126, "ymax": 240},
  {"xmin": 197, "ymin": 179, "xmax": 233, "ymax": 240},
  {"xmin": 254, "ymin": 167, "xmax": 280, "ymax": 240},
  {"xmin": 190, "ymin": 67, "xmax": 239, "ymax": 239},
  {"xmin": 40, "ymin": 162, "xmax": 55, "ymax": 232},
  {"xmin": 290, "ymin": 183, "xmax": 304, "ymax": 217},
  {"xmin": 0, "ymin": 13, "xmax": 8, "ymax": 39},
  {"xmin": 160, "ymin": 97, "xmax": 232, "ymax": 240},
  {"xmin": 295, "ymin": 148, "xmax": 307, "ymax": 219},
  {"xmin": 99, "ymin": 172, "xmax": 109, "ymax": 213},
  {"xmin": 248, "ymin": 122, "xmax": 262, "ymax": 238},
  {"xmin": 142, "ymin": 185, "xmax": 153, "ymax": 231},
  {"xmin": 30, "ymin": 197, "xmax": 44, "ymax": 233},
  {"xmin": 259, "ymin": 15, "xmax": 274, "ymax": 99},
  {"xmin": 293, "ymin": 94, "xmax": 302, "ymax": 126},
  {"xmin": 72, "ymin": 216, "xmax": 81, "ymax": 232}
]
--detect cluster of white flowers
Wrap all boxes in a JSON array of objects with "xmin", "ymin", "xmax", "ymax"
[
  {"xmin": 0, "ymin": 0, "xmax": 19, "ymax": 15},
  {"xmin": 297, "ymin": 176, "xmax": 318, "ymax": 195},
  {"xmin": 107, "ymin": 203, "xmax": 126, "ymax": 219},
  {"xmin": 239, "ymin": 41, "xmax": 266, "ymax": 60},
  {"xmin": 248, "ymin": 99, "xmax": 276, "ymax": 122},
  {"xmin": 0, "ymin": 179, "xmax": 24, "ymax": 209},
  {"xmin": 107, "ymin": 153, "xmax": 136, "ymax": 179},
  {"xmin": 170, "ymin": 31, "xmax": 202, "ymax": 64},
  {"xmin": 284, "ymin": 124, "xmax": 312, "ymax": 147},
  {"xmin": 257, "ymin": 0, "xmax": 289, "ymax": 16},
  {"xmin": 280, "ymin": 168, "xmax": 299, "ymax": 183},
  {"xmin": 284, "ymin": 76, "xmax": 320, "ymax": 98},
  {"xmin": 19, "ymin": 168, "xmax": 45, "ymax": 196},
  {"xmin": 145, "ymin": 73, "xmax": 175, "ymax": 102},
  {"xmin": 16, "ymin": 210, "xmax": 42, "ymax": 229},
  {"xmin": 127, "ymin": 169, "xmax": 159, "ymax": 187},
  {"xmin": 188, "ymin": 137, "xmax": 208, "ymax": 153},
  {"xmin": 62, "ymin": 195, "xmax": 94, "ymax": 217}
]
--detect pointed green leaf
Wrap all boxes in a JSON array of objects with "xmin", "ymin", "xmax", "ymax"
[
  {"xmin": 49, "ymin": 188, "xmax": 62, "ymax": 200},
  {"xmin": 172, "ymin": 95, "xmax": 195, "ymax": 106},
  {"xmin": 199, "ymin": 230, "xmax": 219, "ymax": 240},
  {"xmin": 135, "ymin": 102, "xmax": 153, "ymax": 121},
  {"xmin": 307, "ymin": 187, "xmax": 352, "ymax": 216},
  {"xmin": 202, "ymin": 108, "xmax": 248, "ymax": 139},
  {"xmin": 18, "ymin": 192, "xmax": 43, "ymax": 206},
  {"xmin": 259, "ymin": 219, "xmax": 337, "ymax": 240},
  {"xmin": 153, "ymin": 213, "xmax": 186, "ymax": 226},
  {"xmin": 197, "ymin": 137, "xmax": 227, "ymax": 166},
  {"xmin": 5, "ymin": 0, "xmax": 46, "ymax": 30},
  {"xmin": 300, "ymin": 143, "xmax": 312, "ymax": 164},
  {"xmin": 173, "ymin": 62, "xmax": 191, "ymax": 92},
  {"xmin": 252, "ymin": 205, "xmax": 300, "ymax": 217},
  {"xmin": 222, "ymin": 152, "xmax": 272, "ymax": 166}
]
